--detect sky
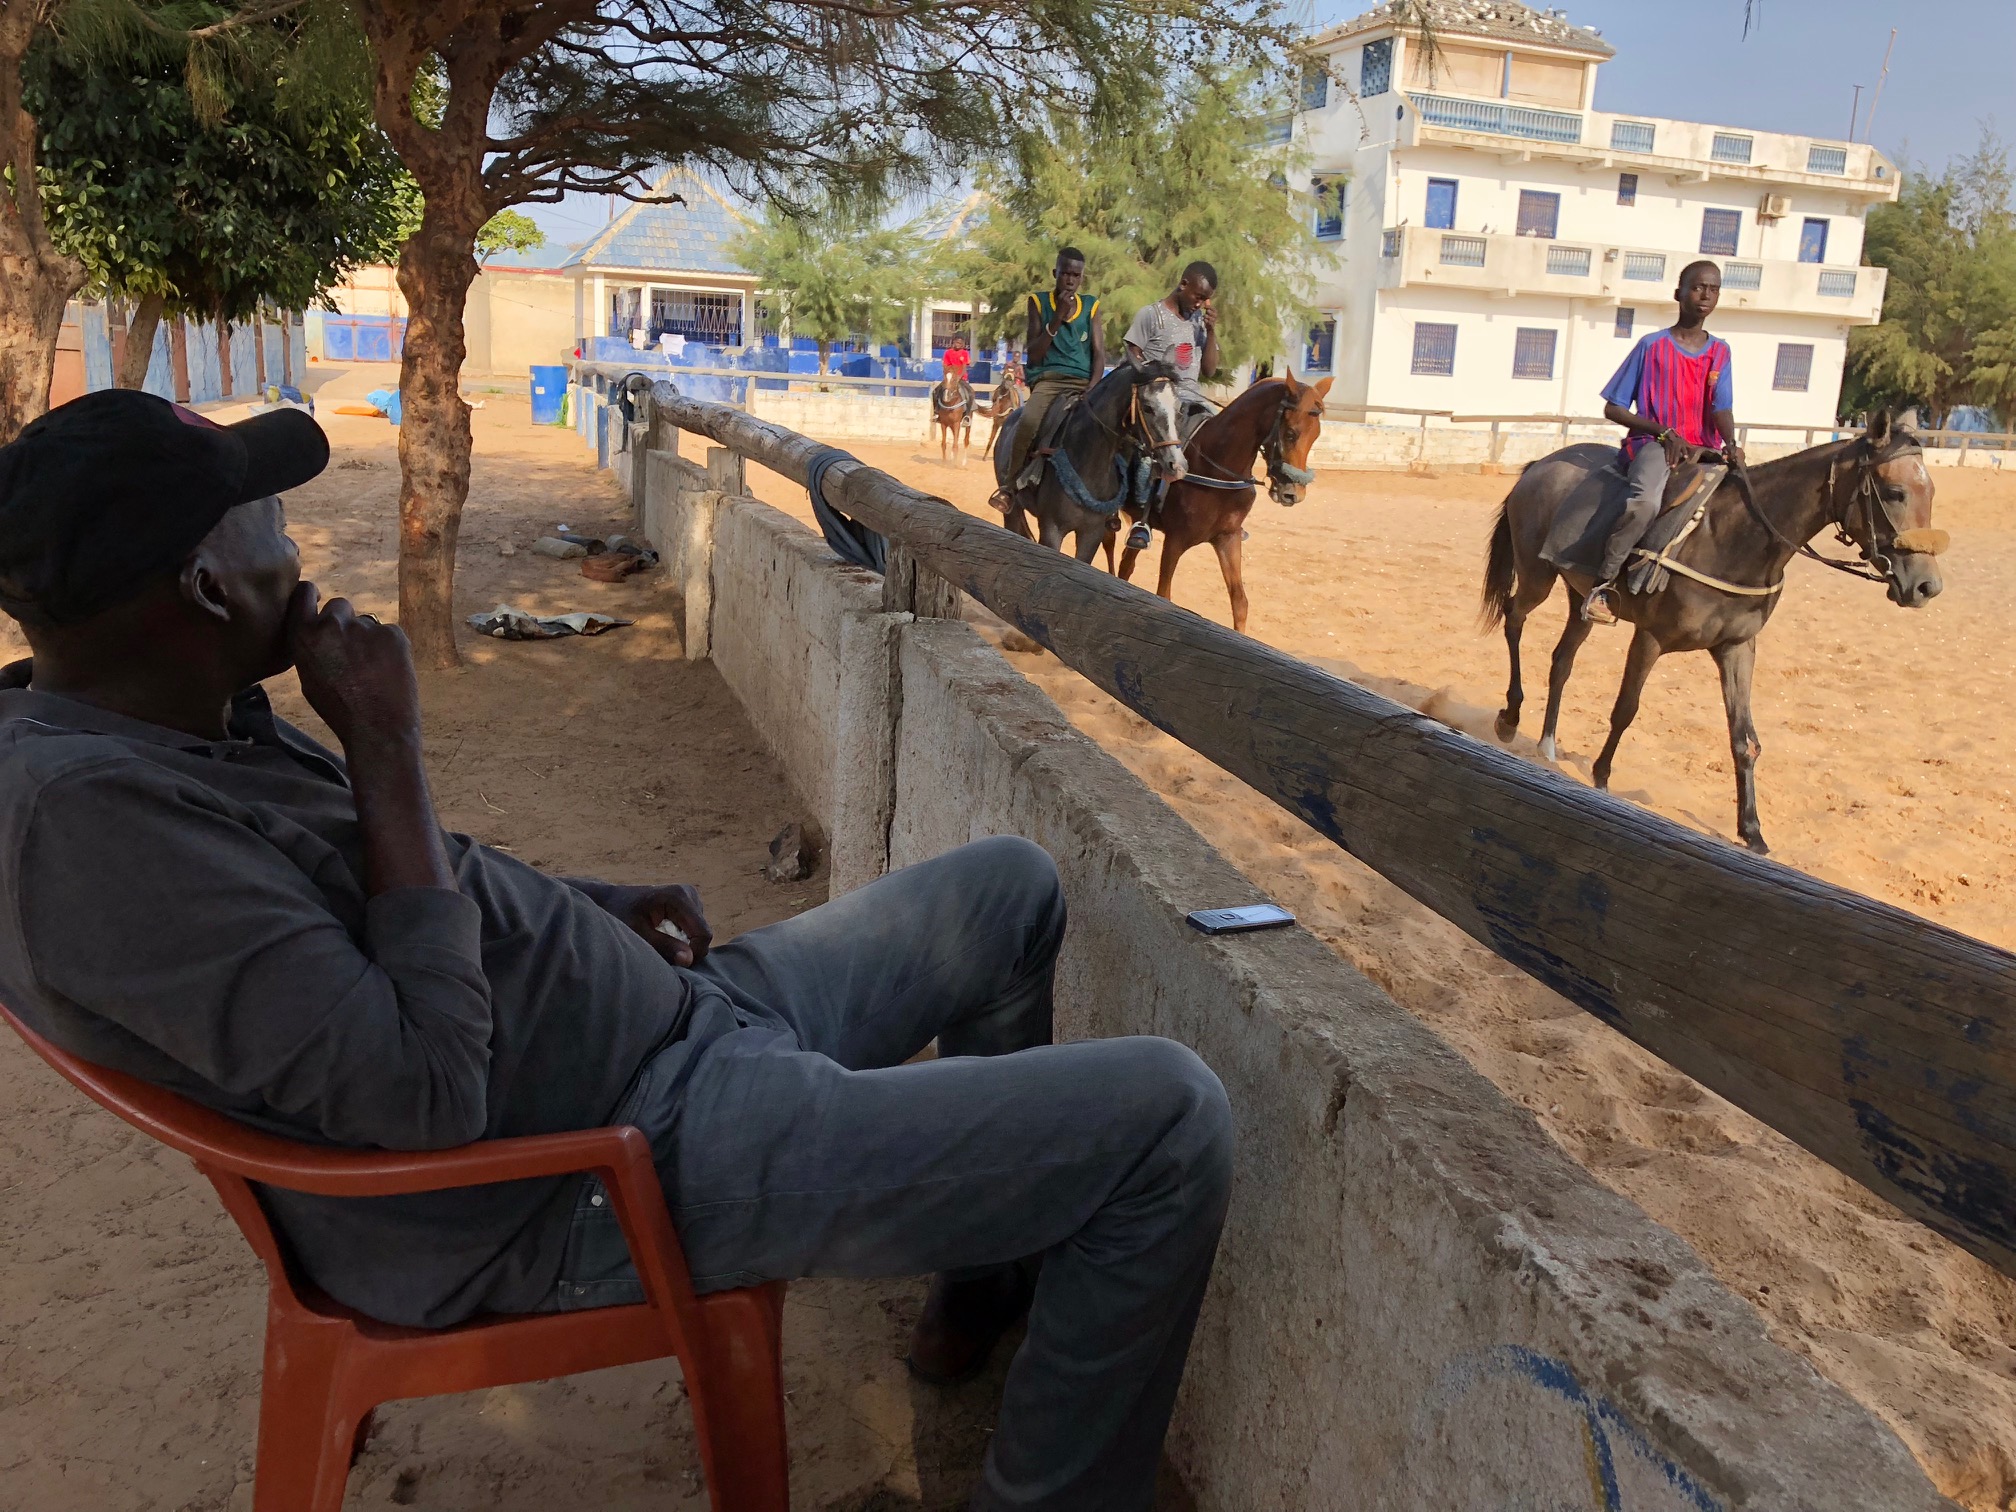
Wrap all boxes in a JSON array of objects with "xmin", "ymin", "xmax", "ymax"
[{"xmin": 523, "ymin": 0, "xmax": 2009, "ymax": 251}]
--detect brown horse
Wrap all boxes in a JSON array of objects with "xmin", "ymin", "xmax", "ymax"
[
  {"xmin": 981, "ymin": 367, "xmax": 1028, "ymax": 457},
  {"xmin": 1114, "ymin": 373, "xmax": 1331, "ymax": 633},
  {"xmin": 1481, "ymin": 411, "xmax": 1946, "ymax": 852},
  {"xmin": 927, "ymin": 373, "xmax": 974, "ymax": 466}
]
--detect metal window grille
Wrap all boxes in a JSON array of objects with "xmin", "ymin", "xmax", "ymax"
[
  {"xmin": 1411, "ymin": 322, "xmax": 1457, "ymax": 377},
  {"xmin": 1381, "ymin": 228, "xmax": 1401, "ymax": 258},
  {"xmin": 1773, "ymin": 343, "xmax": 1814, "ymax": 391},
  {"xmin": 930, "ymin": 309, "xmax": 972, "ymax": 352},
  {"xmin": 1722, "ymin": 261, "xmax": 1763, "ymax": 290},
  {"xmin": 1614, "ymin": 307, "xmax": 1635, "ymax": 339},
  {"xmin": 1410, "ymin": 94, "xmax": 1582, "ymax": 144},
  {"xmin": 1546, "ymin": 244, "xmax": 1592, "ymax": 277},
  {"xmin": 1610, "ymin": 120, "xmax": 1656, "ymax": 153},
  {"xmin": 1301, "ymin": 61, "xmax": 1330, "ymax": 111},
  {"xmin": 1306, "ymin": 318, "xmax": 1336, "ymax": 372},
  {"xmin": 1711, "ymin": 133, "xmax": 1754, "ymax": 164},
  {"xmin": 1817, "ymin": 269, "xmax": 1858, "ymax": 298},
  {"xmin": 1438, "ymin": 234, "xmax": 1487, "ymax": 268},
  {"xmin": 1313, "ymin": 176, "xmax": 1345, "ymax": 240},
  {"xmin": 1512, "ymin": 328, "xmax": 1558, "ymax": 380},
  {"xmin": 1516, "ymin": 190, "xmax": 1561, "ymax": 238},
  {"xmin": 1699, "ymin": 208, "xmax": 1742, "ymax": 256},
  {"xmin": 1360, "ymin": 38, "xmax": 1392, "ymax": 97},
  {"xmin": 1616, "ymin": 172, "xmax": 1638, "ymax": 206},
  {"xmin": 1807, "ymin": 145, "xmax": 1848, "ymax": 175},
  {"xmin": 1263, "ymin": 115, "xmax": 1292, "ymax": 145},
  {"xmin": 1622, "ymin": 250, "xmax": 1666, "ymax": 281},
  {"xmin": 648, "ymin": 289, "xmax": 742, "ymax": 344}
]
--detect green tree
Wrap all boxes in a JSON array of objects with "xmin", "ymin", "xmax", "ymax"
[
  {"xmin": 732, "ymin": 204, "xmax": 926, "ymax": 374},
  {"xmin": 962, "ymin": 61, "xmax": 1333, "ymax": 378},
  {"xmin": 1847, "ymin": 129, "xmax": 2016, "ymax": 425},
  {"xmin": 477, "ymin": 208, "xmax": 544, "ymax": 260},
  {"xmin": 25, "ymin": 29, "xmax": 414, "ymax": 389}
]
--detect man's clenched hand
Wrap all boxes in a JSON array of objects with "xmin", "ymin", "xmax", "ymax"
[{"xmin": 595, "ymin": 884, "xmax": 713, "ymax": 967}]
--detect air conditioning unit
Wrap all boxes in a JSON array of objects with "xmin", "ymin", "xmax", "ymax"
[{"xmin": 1758, "ymin": 192, "xmax": 1791, "ymax": 220}]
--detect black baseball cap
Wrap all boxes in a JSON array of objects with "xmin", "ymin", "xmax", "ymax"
[{"xmin": 0, "ymin": 388, "xmax": 330, "ymax": 627}]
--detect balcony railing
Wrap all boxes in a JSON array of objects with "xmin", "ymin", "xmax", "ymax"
[
  {"xmin": 1711, "ymin": 133, "xmax": 1755, "ymax": 164},
  {"xmin": 1818, "ymin": 269, "xmax": 1859, "ymax": 298},
  {"xmin": 1622, "ymin": 251, "xmax": 1668, "ymax": 281},
  {"xmin": 1410, "ymin": 93, "xmax": 1582, "ymax": 145},
  {"xmin": 1610, "ymin": 120, "xmax": 1656, "ymax": 153},
  {"xmin": 1546, "ymin": 244, "xmax": 1592, "ymax": 277},
  {"xmin": 1807, "ymin": 145, "xmax": 1848, "ymax": 175},
  {"xmin": 1439, "ymin": 234, "xmax": 1488, "ymax": 268},
  {"xmin": 1722, "ymin": 261, "xmax": 1764, "ymax": 291}
]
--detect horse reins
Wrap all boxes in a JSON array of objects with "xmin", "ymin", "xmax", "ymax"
[
  {"xmin": 1731, "ymin": 439, "xmax": 1924, "ymax": 585},
  {"xmin": 1182, "ymin": 387, "xmax": 1323, "ymax": 494}
]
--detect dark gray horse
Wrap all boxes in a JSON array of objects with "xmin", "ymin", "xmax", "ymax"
[
  {"xmin": 992, "ymin": 360, "xmax": 1186, "ymax": 563},
  {"xmin": 1481, "ymin": 411, "xmax": 1946, "ymax": 853}
]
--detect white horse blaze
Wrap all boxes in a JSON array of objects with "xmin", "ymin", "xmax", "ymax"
[{"xmin": 1141, "ymin": 381, "xmax": 1186, "ymax": 479}]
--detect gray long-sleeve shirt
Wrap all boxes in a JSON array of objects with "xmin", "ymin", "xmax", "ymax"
[{"xmin": 0, "ymin": 664, "xmax": 708, "ymax": 1327}]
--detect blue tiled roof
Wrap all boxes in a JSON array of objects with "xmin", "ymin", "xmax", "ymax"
[
  {"xmin": 482, "ymin": 240, "xmax": 578, "ymax": 271},
  {"xmin": 918, "ymin": 191, "xmax": 989, "ymax": 247},
  {"xmin": 562, "ymin": 171, "xmax": 752, "ymax": 276}
]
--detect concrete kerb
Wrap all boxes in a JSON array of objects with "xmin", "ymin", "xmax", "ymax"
[{"xmin": 635, "ymin": 447, "xmax": 1953, "ymax": 1510}]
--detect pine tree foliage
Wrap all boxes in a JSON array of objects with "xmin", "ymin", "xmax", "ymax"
[{"xmin": 960, "ymin": 63, "xmax": 1335, "ymax": 376}]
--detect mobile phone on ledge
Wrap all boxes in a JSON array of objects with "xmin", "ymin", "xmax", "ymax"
[{"xmin": 1186, "ymin": 904, "xmax": 1295, "ymax": 936}]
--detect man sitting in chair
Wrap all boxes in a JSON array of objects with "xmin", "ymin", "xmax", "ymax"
[{"xmin": 0, "ymin": 391, "xmax": 1233, "ymax": 1512}]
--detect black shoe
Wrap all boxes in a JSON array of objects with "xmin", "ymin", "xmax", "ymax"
[
  {"xmin": 1126, "ymin": 523, "xmax": 1152, "ymax": 552},
  {"xmin": 906, "ymin": 1264, "xmax": 1038, "ymax": 1385}
]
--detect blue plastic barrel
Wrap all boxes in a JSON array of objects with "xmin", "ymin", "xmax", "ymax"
[{"xmin": 530, "ymin": 364, "xmax": 567, "ymax": 424}]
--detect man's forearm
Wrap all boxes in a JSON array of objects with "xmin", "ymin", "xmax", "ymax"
[
  {"xmin": 1713, "ymin": 408, "xmax": 1742, "ymax": 453},
  {"xmin": 1605, "ymin": 402, "xmax": 1668, "ymax": 438},
  {"xmin": 347, "ymin": 734, "xmax": 457, "ymax": 896},
  {"xmin": 1026, "ymin": 302, "xmax": 1055, "ymax": 363}
]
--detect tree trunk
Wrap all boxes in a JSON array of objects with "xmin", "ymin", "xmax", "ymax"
[
  {"xmin": 818, "ymin": 339, "xmax": 830, "ymax": 376},
  {"xmin": 115, "ymin": 291, "xmax": 166, "ymax": 389},
  {"xmin": 0, "ymin": 7, "xmax": 86, "ymax": 441},
  {"xmin": 394, "ymin": 203, "xmax": 484, "ymax": 670}
]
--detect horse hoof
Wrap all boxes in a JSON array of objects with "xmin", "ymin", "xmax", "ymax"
[
  {"xmin": 1494, "ymin": 712, "xmax": 1519, "ymax": 743},
  {"xmin": 1538, "ymin": 735, "xmax": 1558, "ymax": 762},
  {"xmin": 1744, "ymin": 834, "xmax": 1770, "ymax": 856}
]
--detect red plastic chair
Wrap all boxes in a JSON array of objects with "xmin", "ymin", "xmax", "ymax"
[{"xmin": 0, "ymin": 1004, "xmax": 790, "ymax": 1511}]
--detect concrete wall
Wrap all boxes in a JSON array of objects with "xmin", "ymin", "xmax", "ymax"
[
  {"xmin": 466, "ymin": 268, "xmax": 576, "ymax": 376},
  {"xmin": 635, "ymin": 445, "xmax": 1955, "ymax": 1511}
]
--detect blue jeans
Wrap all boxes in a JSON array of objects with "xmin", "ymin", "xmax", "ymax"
[{"xmin": 553, "ymin": 836, "xmax": 1235, "ymax": 1512}]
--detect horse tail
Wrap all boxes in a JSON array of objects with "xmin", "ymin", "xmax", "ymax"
[{"xmin": 1480, "ymin": 500, "xmax": 1517, "ymax": 631}]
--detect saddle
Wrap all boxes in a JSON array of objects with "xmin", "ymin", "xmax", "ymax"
[{"xmin": 1539, "ymin": 456, "xmax": 1729, "ymax": 585}]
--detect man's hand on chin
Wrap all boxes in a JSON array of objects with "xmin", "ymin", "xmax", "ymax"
[{"xmin": 594, "ymin": 884, "xmax": 713, "ymax": 967}]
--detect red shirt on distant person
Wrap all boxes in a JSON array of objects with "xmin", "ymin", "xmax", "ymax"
[{"xmin": 943, "ymin": 341, "xmax": 971, "ymax": 379}]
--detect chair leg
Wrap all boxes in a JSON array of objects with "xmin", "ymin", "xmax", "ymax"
[
  {"xmin": 253, "ymin": 1309, "xmax": 375, "ymax": 1512},
  {"xmin": 686, "ymin": 1284, "xmax": 791, "ymax": 1512}
]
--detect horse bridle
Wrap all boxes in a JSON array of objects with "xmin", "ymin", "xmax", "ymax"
[
  {"xmin": 1083, "ymin": 378, "xmax": 1188, "ymax": 462},
  {"xmin": 1184, "ymin": 386, "xmax": 1326, "ymax": 498},
  {"xmin": 1732, "ymin": 437, "xmax": 1932, "ymax": 586}
]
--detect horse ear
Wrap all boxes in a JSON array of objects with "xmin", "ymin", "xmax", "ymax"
[
  {"xmin": 1314, "ymin": 376, "xmax": 1334, "ymax": 398},
  {"xmin": 1866, "ymin": 407, "xmax": 1893, "ymax": 449}
]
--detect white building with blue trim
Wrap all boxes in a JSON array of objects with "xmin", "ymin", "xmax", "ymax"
[{"xmin": 1289, "ymin": 0, "xmax": 1898, "ymax": 429}]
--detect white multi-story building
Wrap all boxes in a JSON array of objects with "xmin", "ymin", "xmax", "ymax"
[{"xmin": 1288, "ymin": 1, "xmax": 1899, "ymax": 428}]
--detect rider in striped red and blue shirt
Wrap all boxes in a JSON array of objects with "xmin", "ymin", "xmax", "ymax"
[{"xmin": 1586, "ymin": 259, "xmax": 1746, "ymax": 624}]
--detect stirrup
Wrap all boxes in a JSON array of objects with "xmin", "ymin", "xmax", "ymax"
[
  {"xmin": 987, "ymin": 487, "xmax": 1015, "ymax": 515},
  {"xmin": 1126, "ymin": 522, "xmax": 1152, "ymax": 552},
  {"xmin": 1582, "ymin": 586, "xmax": 1619, "ymax": 625}
]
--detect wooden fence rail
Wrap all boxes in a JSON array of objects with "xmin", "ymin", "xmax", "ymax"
[{"xmin": 650, "ymin": 382, "xmax": 2016, "ymax": 1282}]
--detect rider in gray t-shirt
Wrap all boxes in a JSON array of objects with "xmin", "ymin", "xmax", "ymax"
[{"xmin": 1123, "ymin": 260, "xmax": 1221, "ymax": 550}]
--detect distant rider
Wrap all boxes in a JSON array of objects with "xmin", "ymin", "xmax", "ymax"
[
  {"xmin": 1587, "ymin": 260, "xmax": 1746, "ymax": 624},
  {"xmin": 939, "ymin": 330, "xmax": 975, "ymax": 419},
  {"xmin": 994, "ymin": 247, "xmax": 1104, "ymax": 514},
  {"xmin": 1123, "ymin": 261, "xmax": 1221, "ymax": 552}
]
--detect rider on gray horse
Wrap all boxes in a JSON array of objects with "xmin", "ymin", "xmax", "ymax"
[
  {"xmin": 1586, "ymin": 260, "xmax": 1747, "ymax": 624},
  {"xmin": 1123, "ymin": 261, "xmax": 1220, "ymax": 552}
]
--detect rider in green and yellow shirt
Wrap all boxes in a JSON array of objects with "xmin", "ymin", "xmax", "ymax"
[{"xmin": 993, "ymin": 247, "xmax": 1105, "ymax": 511}]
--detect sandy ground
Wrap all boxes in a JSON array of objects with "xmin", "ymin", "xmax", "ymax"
[
  {"xmin": 0, "ymin": 366, "xmax": 1036, "ymax": 1511},
  {"xmin": 741, "ymin": 437, "xmax": 2016, "ymax": 1511}
]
